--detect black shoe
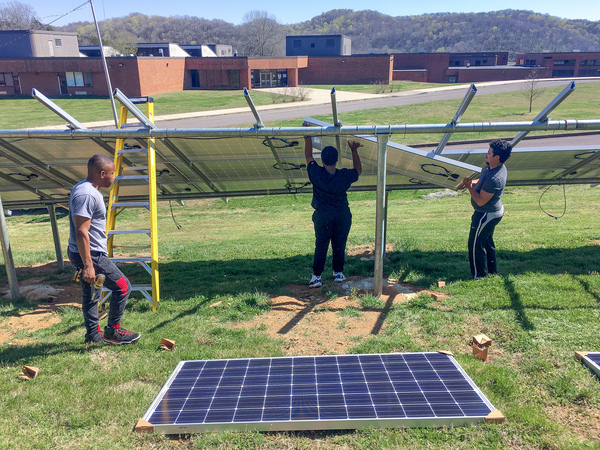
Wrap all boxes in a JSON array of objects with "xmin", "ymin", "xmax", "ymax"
[
  {"xmin": 84, "ymin": 332, "xmax": 104, "ymax": 344},
  {"xmin": 103, "ymin": 326, "xmax": 141, "ymax": 345}
]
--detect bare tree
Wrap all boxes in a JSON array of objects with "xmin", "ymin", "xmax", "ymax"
[
  {"xmin": 239, "ymin": 10, "xmax": 283, "ymax": 57},
  {"xmin": 521, "ymin": 69, "xmax": 545, "ymax": 113},
  {"xmin": 0, "ymin": 1, "xmax": 42, "ymax": 30}
]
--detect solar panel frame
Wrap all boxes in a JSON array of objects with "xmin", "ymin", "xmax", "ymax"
[
  {"xmin": 142, "ymin": 352, "xmax": 496, "ymax": 433},
  {"xmin": 581, "ymin": 352, "xmax": 600, "ymax": 379}
]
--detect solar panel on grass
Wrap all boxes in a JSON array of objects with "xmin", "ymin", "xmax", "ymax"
[
  {"xmin": 577, "ymin": 352, "xmax": 600, "ymax": 379},
  {"xmin": 141, "ymin": 352, "xmax": 501, "ymax": 433}
]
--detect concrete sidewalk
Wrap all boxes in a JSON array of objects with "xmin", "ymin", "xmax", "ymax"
[
  {"xmin": 39, "ymin": 78, "xmax": 571, "ymax": 130},
  {"xmin": 40, "ymin": 84, "xmax": 471, "ymax": 130}
]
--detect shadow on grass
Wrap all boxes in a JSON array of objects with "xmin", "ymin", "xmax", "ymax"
[
  {"xmin": 386, "ymin": 245, "xmax": 600, "ymax": 286},
  {"xmin": 502, "ymin": 276, "xmax": 535, "ymax": 331},
  {"xmin": 0, "ymin": 245, "xmax": 598, "ymax": 363}
]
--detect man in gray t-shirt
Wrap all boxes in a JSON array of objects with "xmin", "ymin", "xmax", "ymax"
[
  {"xmin": 68, "ymin": 154, "xmax": 140, "ymax": 345},
  {"xmin": 459, "ymin": 140, "xmax": 512, "ymax": 279}
]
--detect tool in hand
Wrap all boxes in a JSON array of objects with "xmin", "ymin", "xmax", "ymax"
[{"xmin": 73, "ymin": 269, "xmax": 106, "ymax": 302}]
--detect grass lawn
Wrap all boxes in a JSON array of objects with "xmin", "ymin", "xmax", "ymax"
[
  {"xmin": 1, "ymin": 185, "xmax": 600, "ymax": 448},
  {"xmin": 265, "ymin": 83, "xmax": 600, "ymax": 146},
  {"xmin": 0, "ymin": 90, "xmax": 288, "ymax": 129},
  {"xmin": 0, "ymin": 80, "xmax": 599, "ymax": 448}
]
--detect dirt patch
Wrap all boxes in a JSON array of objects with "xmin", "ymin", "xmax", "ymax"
[
  {"xmin": 347, "ymin": 243, "xmax": 394, "ymax": 260},
  {"xmin": 0, "ymin": 262, "xmax": 81, "ymax": 345},
  {"xmin": 547, "ymin": 405, "xmax": 600, "ymax": 442},
  {"xmin": 232, "ymin": 277, "xmax": 442, "ymax": 356}
]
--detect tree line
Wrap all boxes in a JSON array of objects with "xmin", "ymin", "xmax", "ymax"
[{"xmin": 2, "ymin": 2, "xmax": 600, "ymax": 59}]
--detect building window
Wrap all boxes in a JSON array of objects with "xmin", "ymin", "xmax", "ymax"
[
  {"xmin": 310, "ymin": 43, "xmax": 315, "ymax": 48},
  {"xmin": 0, "ymin": 72, "xmax": 14, "ymax": 87},
  {"xmin": 552, "ymin": 69, "xmax": 574, "ymax": 77},
  {"xmin": 326, "ymin": 39, "xmax": 334, "ymax": 47},
  {"xmin": 580, "ymin": 59, "xmax": 600, "ymax": 66},
  {"xmin": 55, "ymin": 39, "xmax": 62, "ymax": 47},
  {"xmin": 293, "ymin": 39, "xmax": 301, "ymax": 48},
  {"xmin": 579, "ymin": 69, "xmax": 600, "ymax": 76},
  {"xmin": 554, "ymin": 59, "xmax": 575, "ymax": 66},
  {"xmin": 65, "ymin": 72, "xmax": 91, "ymax": 87}
]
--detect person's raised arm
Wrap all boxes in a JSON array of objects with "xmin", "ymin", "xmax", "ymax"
[
  {"xmin": 304, "ymin": 136, "xmax": 315, "ymax": 164},
  {"xmin": 74, "ymin": 215, "xmax": 95, "ymax": 284},
  {"xmin": 348, "ymin": 141, "xmax": 363, "ymax": 175}
]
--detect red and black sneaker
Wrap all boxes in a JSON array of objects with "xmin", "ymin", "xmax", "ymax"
[
  {"xmin": 103, "ymin": 324, "xmax": 140, "ymax": 345},
  {"xmin": 84, "ymin": 325, "xmax": 104, "ymax": 345}
]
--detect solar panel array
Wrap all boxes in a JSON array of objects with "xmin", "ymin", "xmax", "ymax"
[
  {"xmin": 142, "ymin": 352, "xmax": 496, "ymax": 433},
  {"xmin": 581, "ymin": 352, "xmax": 600, "ymax": 379},
  {"xmin": 1, "ymin": 121, "xmax": 599, "ymax": 208},
  {"xmin": 441, "ymin": 146, "xmax": 600, "ymax": 186}
]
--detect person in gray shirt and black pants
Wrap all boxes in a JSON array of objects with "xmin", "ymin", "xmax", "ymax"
[{"xmin": 458, "ymin": 140, "xmax": 512, "ymax": 279}]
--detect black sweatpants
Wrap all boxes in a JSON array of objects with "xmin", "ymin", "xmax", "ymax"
[
  {"xmin": 68, "ymin": 250, "xmax": 131, "ymax": 335},
  {"xmin": 468, "ymin": 209, "xmax": 503, "ymax": 279},
  {"xmin": 312, "ymin": 206, "xmax": 352, "ymax": 276}
]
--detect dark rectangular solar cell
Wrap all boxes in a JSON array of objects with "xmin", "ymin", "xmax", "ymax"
[
  {"xmin": 142, "ymin": 352, "xmax": 496, "ymax": 433},
  {"xmin": 582, "ymin": 352, "xmax": 600, "ymax": 379}
]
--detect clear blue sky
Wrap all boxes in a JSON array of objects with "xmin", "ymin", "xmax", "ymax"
[{"xmin": 26, "ymin": 0, "xmax": 600, "ymax": 27}]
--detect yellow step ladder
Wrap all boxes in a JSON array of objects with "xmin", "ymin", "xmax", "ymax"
[{"xmin": 101, "ymin": 95, "xmax": 160, "ymax": 311}]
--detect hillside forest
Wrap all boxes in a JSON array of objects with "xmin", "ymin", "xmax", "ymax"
[{"xmin": 1, "ymin": 3, "xmax": 600, "ymax": 59}]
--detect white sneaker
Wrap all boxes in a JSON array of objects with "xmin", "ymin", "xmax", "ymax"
[
  {"xmin": 333, "ymin": 272, "xmax": 346, "ymax": 282},
  {"xmin": 308, "ymin": 274, "xmax": 322, "ymax": 288}
]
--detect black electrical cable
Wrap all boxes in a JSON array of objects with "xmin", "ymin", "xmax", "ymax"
[
  {"xmin": 169, "ymin": 200, "xmax": 182, "ymax": 229},
  {"xmin": 539, "ymin": 184, "xmax": 566, "ymax": 219}
]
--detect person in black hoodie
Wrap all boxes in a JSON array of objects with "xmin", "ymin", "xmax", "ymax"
[{"xmin": 304, "ymin": 136, "xmax": 363, "ymax": 288}]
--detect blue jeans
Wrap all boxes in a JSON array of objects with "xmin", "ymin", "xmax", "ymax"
[
  {"xmin": 312, "ymin": 207, "xmax": 352, "ymax": 276},
  {"xmin": 68, "ymin": 250, "xmax": 131, "ymax": 335}
]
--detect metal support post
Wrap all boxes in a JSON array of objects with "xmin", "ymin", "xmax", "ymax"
[
  {"xmin": 374, "ymin": 134, "xmax": 389, "ymax": 297},
  {"xmin": 330, "ymin": 87, "xmax": 344, "ymax": 160},
  {"xmin": 47, "ymin": 204, "xmax": 64, "ymax": 269},
  {"xmin": 432, "ymin": 84, "xmax": 477, "ymax": 156},
  {"xmin": 0, "ymin": 194, "xmax": 19, "ymax": 299},
  {"xmin": 32, "ymin": 89, "xmax": 87, "ymax": 129},
  {"xmin": 90, "ymin": 0, "xmax": 118, "ymax": 128},
  {"xmin": 511, "ymin": 81, "xmax": 576, "ymax": 147},
  {"xmin": 244, "ymin": 88, "xmax": 264, "ymax": 129}
]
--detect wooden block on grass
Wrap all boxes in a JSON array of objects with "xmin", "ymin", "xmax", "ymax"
[
  {"xmin": 473, "ymin": 334, "xmax": 492, "ymax": 347},
  {"xmin": 437, "ymin": 280, "xmax": 446, "ymax": 288},
  {"xmin": 472, "ymin": 345, "xmax": 489, "ymax": 361},
  {"xmin": 19, "ymin": 365, "xmax": 40, "ymax": 380},
  {"xmin": 134, "ymin": 418, "xmax": 155, "ymax": 433},
  {"xmin": 485, "ymin": 409, "xmax": 505, "ymax": 424},
  {"xmin": 160, "ymin": 338, "xmax": 175, "ymax": 351}
]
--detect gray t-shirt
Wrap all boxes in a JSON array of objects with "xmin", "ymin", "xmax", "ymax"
[
  {"xmin": 471, "ymin": 164, "xmax": 507, "ymax": 213},
  {"xmin": 68, "ymin": 180, "xmax": 108, "ymax": 254}
]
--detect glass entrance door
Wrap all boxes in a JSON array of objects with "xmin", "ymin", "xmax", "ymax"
[{"xmin": 260, "ymin": 71, "xmax": 272, "ymax": 87}]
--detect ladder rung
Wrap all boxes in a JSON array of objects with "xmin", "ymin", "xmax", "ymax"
[
  {"xmin": 121, "ymin": 122, "xmax": 144, "ymax": 128},
  {"xmin": 131, "ymin": 285, "xmax": 152, "ymax": 291},
  {"xmin": 115, "ymin": 175, "xmax": 149, "ymax": 181},
  {"xmin": 124, "ymin": 166, "xmax": 149, "ymax": 171},
  {"xmin": 113, "ymin": 245, "xmax": 151, "ymax": 250},
  {"xmin": 108, "ymin": 229, "xmax": 151, "ymax": 236},
  {"xmin": 112, "ymin": 202, "xmax": 149, "ymax": 209},
  {"xmin": 101, "ymin": 285, "xmax": 152, "ymax": 292},
  {"xmin": 110, "ymin": 257, "xmax": 152, "ymax": 263}
]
